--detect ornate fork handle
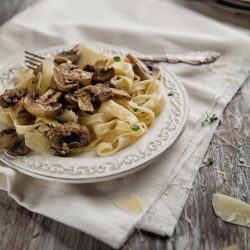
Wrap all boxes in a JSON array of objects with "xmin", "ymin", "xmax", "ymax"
[
  {"xmin": 136, "ymin": 50, "xmax": 220, "ymax": 65},
  {"xmin": 25, "ymin": 50, "xmax": 220, "ymax": 70}
]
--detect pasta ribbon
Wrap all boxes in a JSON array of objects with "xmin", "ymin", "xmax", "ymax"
[
  {"xmin": 37, "ymin": 59, "xmax": 54, "ymax": 94},
  {"xmin": 0, "ymin": 44, "xmax": 166, "ymax": 157},
  {"xmin": 98, "ymin": 99, "xmax": 139, "ymax": 125}
]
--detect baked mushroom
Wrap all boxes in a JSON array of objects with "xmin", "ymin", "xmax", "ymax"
[
  {"xmin": 0, "ymin": 88, "xmax": 34, "ymax": 119},
  {"xmin": 53, "ymin": 63, "xmax": 93, "ymax": 92},
  {"xmin": 23, "ymin": 89, "xmax": 62, "ymax": 118},
  {"xmin": 14, "ymin": 98, "xmax": 34, "ymax": 119},
  {"xmin": 75, "ymin": 84, "xmax": 131, "ymax": 104},
  {"xmin": 126, "ymin": 54, "xmax": 160, "ymax": 80},
  {"xmin": 77, "ymin": 92, "xmax": 94, "ymax": 112},
  {"xmin": 0, "ymin": 88, "xmax": 28, "ymax": 108},
  {"xmin": 48, "ymin": 122, "xmax": 91, "ymax": 155},
  {"xmin": 0, "ymin": 128, "xmax": 30, "ymax": 156},
  {"xmin": 76, "ymin": 85, "xmax": 112, "ymax": 103},
  {"xmin": 0, "ymin": 128, "xmax": 19, "ymax": 149},
  {"xmin": 64, "ymin": 93, "xmax": 79, "ymax": 110},
  {"xmin": 83, "ymin": 59, "xmax": 115, "ymax": 83},
  {"xmin": 64, "ymin": 92, "xmax": 94, "ymax": 112},
  {"xmin": 6, "ymin": 139, "xmax": 30, "ymax": 156},
  {"xmin": 106, "ymin": 87, "xmax": 131, "ymax": 101},
  {"xmin": 54, "ymin": 44, "xmax": 80, "ymax": 65}
]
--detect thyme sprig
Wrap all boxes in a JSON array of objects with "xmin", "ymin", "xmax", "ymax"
[{"xmin": 202, "ymin": 113, "xmax": 218, "ymax": 126}]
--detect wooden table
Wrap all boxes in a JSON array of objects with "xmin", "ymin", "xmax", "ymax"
[{"xmin": 0, "ymin": 1, "xmax": 250, "ymax": 249}]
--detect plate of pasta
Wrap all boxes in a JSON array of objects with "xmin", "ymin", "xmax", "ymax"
[{"xmin": 0, "ymin": 43, "xmax": 189, "ymax": 183}]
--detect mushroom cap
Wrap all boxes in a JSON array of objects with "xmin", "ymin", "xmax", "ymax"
[
  {"xmin": 53, "ymin": 63, "xmax": 93, "ymax": 92},
  {"xmin": 48, "ymin": 122, "xmax": 91, "ymax": 155},
  {"xmin": 83, "ymin": 59, "xmax": 115, "ymax": 83},
  {"xmin": 14, "ymin": 97, "xmax": 36, "ymax": 119},
  {"xmin": 0, "ymin": 128, "xmax": 30, "ymax": 156},
  {"xmin": 0, "ymin": 88, "xmax": 29, "ymax": 108},
  {"xmin": 23, "ymin": 90, "xmax": 62, "ymax": 118},
  {"xmin": 54, "ymin": 44, "xmax": 80, "ymax": 65},
  {"xmin": 76, "ymin": 84, "xmax": 131, "ymax": 104},
  {"xmin": 0, "ymin": 88, "xmax": 35, "ymax": 119},
  {"xmin": 126, "ymin": 54, "xmax": 160, "ymax": 80},
  {"xmin": 0, "ymin": 128, "xmax": 18, "ymax": 149},
  {"xmin": 76, "ymin": 85, "xmax": 112, "ymax": 103},
  {"xmin": 6, "ymin": 139, "xmax": 30, "ymax": 156}
]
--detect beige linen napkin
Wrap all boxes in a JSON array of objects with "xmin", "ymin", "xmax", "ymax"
[{"xmin": 0, "ymin": 0, "xmax": 250, "ymax": 248}]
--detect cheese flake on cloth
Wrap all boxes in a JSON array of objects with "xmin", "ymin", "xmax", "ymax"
[
  {"xmin": 212, "ymin": 193, "xmax": 250, "ymax": 227},
  {"xmin": 113, "ymin": 195, "xmax": 144, "ymax": 214}
]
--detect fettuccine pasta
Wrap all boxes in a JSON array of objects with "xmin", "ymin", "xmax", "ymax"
[{"xmin": 0, "ymin": 44, "xmax": 166, "ymax": 156}]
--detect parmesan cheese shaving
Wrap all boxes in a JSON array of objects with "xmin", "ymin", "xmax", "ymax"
[
  {"xmin": 78, "ymin": 44, "xmax": 112, "ymax": 67},
  {"xmin": 222, "ymin": 244, "xmax": 239, "ymax": 250},
  {"xmin": 212, "ymin": 193, "xmax": 250, "ymax": 227},
  {"xmin": 113, "ymin": 195, "xmax": 144, "ymax": 214}
]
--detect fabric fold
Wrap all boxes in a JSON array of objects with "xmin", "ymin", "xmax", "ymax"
[{"xmin": 0, "ymin": 0, "xmax": 249, "ymax": 248}]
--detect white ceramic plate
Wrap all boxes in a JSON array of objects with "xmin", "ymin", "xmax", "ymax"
[{"xmin": 0, "ymin": 44, "xmax": 189, "ymax": 183}]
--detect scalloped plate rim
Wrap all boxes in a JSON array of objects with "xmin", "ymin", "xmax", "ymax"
[{"xmin": 0, "ymin": 43, "xmax": 189, "ymax": 183}]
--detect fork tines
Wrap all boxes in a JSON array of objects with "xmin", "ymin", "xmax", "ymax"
[{"xmin": 25, "ymin": 51, "xmax": 46, "ymax": 70}]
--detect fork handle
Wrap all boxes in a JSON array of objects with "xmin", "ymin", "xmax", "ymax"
[{"xmin": 136, "ymin": 50, "xmax": 220, "ymax": 65}]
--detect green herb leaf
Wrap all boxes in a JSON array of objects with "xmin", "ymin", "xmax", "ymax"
[
  {"xmin": 116, "ymin": 76, "xmax": 121, "ymax": 80},
  {"xmin": 209, "ymin": 114, "xmax": 218, "ymax": 123},
  {"xmin": 141, "ymin": 112, "xmax": 145, "ymax": 114},
  {"xmin": 131, "ymin": 125, "xmax": 140, "ymax": 131},
  {"xmin": 137, "ymin": 103, "xmax": 142, "ymax": 106},
  {"xmin": 168, "ymin": 93, "xmax": 174, "ymax": 96},
  {"xmin": 113, "ymin": 56, "xmax": 121, "ymax": 62},
  {"xmin": 202, "ymin": 113, "xmax": 218, "ymax": 126},
  {"xmin": 134, "ymin": 108, "xmax": 138, "ymax": 112},
  {"xmin": 31, "ymin": 80, "xmax": 36, "ymax": 84},
  {"xmin": 203, "ymin": 155, "xmax": 214, "ymax": 166}
]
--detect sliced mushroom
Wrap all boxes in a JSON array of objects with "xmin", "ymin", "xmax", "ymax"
[
  {"xmin": 126, "ymin": 54, "xmax": 160, "ymax": 80},
  {"xmin": 77, "ymin": 85, "xmax": 113, "ymax": 103},
  {"xmin": 0, "ymin": 88, "xmax": 34, "ymax": 119},
  {"xmin": 48, "ymin": 122, "xmax": 91, "ymax": 155},
  {"xmin": 53, "ymin": 63, "xmax": 93, "ymax": 92},
  {"xmin": 94, "ymin": 83, "xmax": 115, "ymax": 89},
  {"xmin": 0, "ymin": 88, "xmax": 29, "ymax": 108},
  {"xmin": 108, "ymin": 88, "xmax": 131, "ymax": 101},
  {"xmin": 14, "ymin": 98, "xmax": 34, "ymax": 119},
  {"xmin": 23, "ymin": 89, "xmax": 62, "ymax": 118},
  {"xmin": 83, "ymin": 59, "xmax": 115, "ymax": 83},
  {"xmin": 6, "ymin": 139, "xmax": 30, "ymax": 156},
  {"xmin": 77, "ymin": 92, "xmax": 94, "ymax": 112},
  {"xmin": 64, "ymin": 92, "xmax": 94, "ymax": 112},
  {"xmin": 64, "ymin": 93, "xmax": 79, "ymax": 110},
  {"xmin": 0, "ymin": 128, "xmax": 18, "ymax": 149},
  {"xmin": 144, "ymin": 61, "xmax": 161, "ymax": 78},
  {"xmin": 0, "ymin": 128, "xmax": 30, "ymax": 156},
  {"xmin": 93, "ymin": 83, "xmax": 131, "ymax": 101},
  {"xmin": 76, "ymin": 84, "xmax": 131, "ymax": 103},
  {"xmin": 54, "ymin": 44, "xmax": 80, "ymax": 65}
]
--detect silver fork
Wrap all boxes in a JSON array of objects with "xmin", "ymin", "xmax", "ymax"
[
  {"xmin": 25, "ymin": 51, "xmax": 46, "ymax": 70},
  {"xmin": 25, "ymin": 49, "xmax": 220, "ymax": 69}
]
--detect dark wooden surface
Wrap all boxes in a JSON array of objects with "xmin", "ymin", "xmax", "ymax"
[{"xmin": 0, "ymin": 1, "xmax": 250, "ymax": 249}]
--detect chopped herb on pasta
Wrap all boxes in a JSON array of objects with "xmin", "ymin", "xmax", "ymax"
[{"xmin": 0, "ymin": 44, "xmax": 166, "ymax": 157}]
